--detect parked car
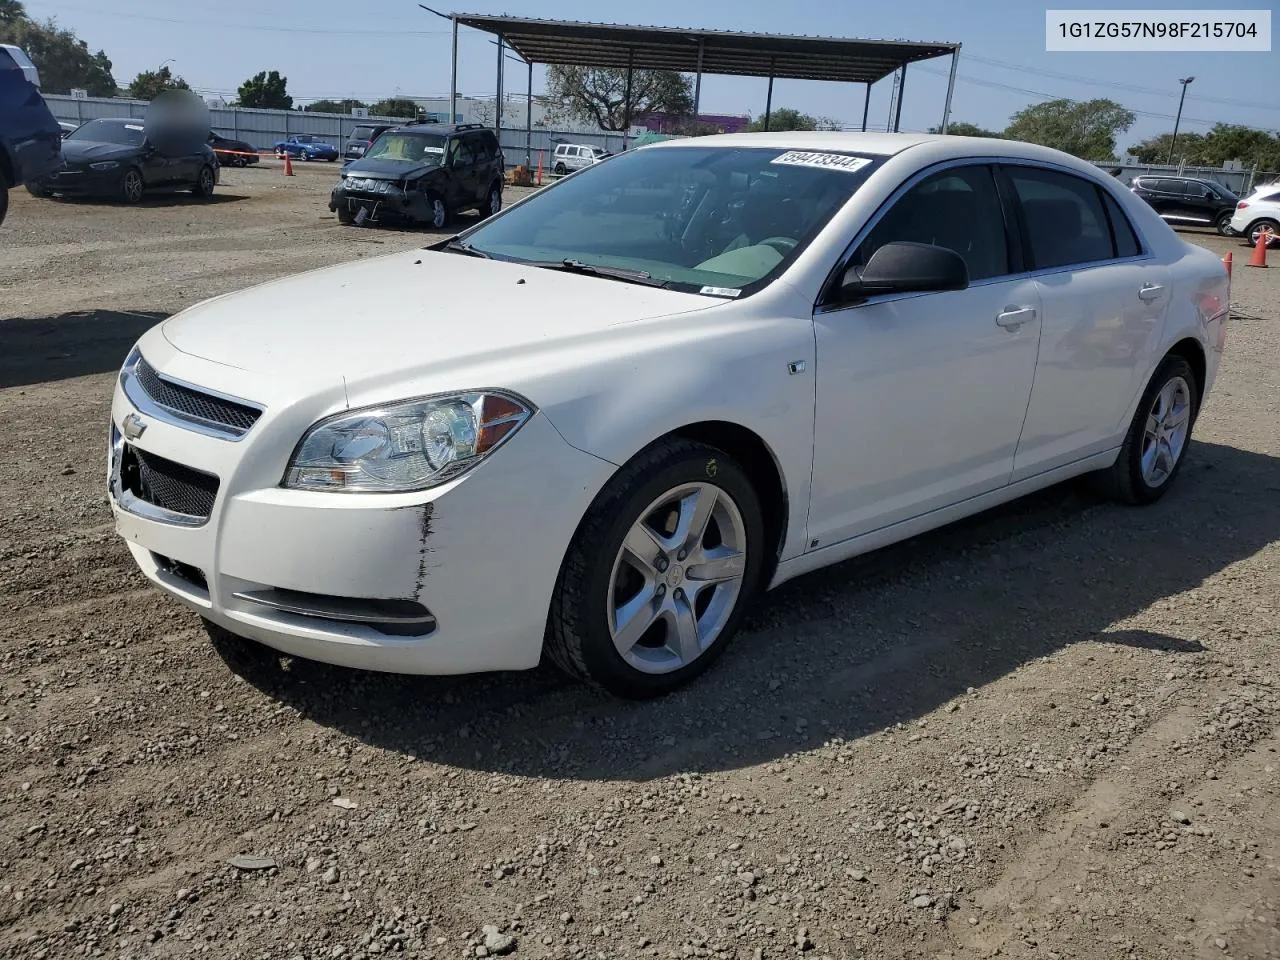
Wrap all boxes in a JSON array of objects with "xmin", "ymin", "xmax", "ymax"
[
  {"xmin": 274, "ymin": 134, "xmax": 339, "ymax": 161},
  {"xmin": 108, "ymin": 132, "xmax": 1228, "ymax": 698},
  {"xmin": 1228, "ymin": 184, "xmax": 1280, "ymax": 248},
  {"xmin": 59, "ymin": 120, "xmax": 79, "ymax": 138},
  {"xmin": 329, "ymin": 123, "xmax": 502, "ymax": 227},
  {"xmin": 27, "ymin": 117, "xmax": 218, "ymax": 204},
  {"xmin": 208, "ymin": 131, "xmax": 258, "ymax": 167},
  {"xmin": 1130, "ymin": 175, "xmax": 1239, "ymax": 235},
  {"xmin": 551, "ymin": 141, "xmax": 608, "ymax": 175},
  {"xmin": 0, "ymin": 43, "xmax": 63, "ymax": 227},
  {"xmin": 344, "ymin": 122, "xmax": 400, "ymax": 161}
]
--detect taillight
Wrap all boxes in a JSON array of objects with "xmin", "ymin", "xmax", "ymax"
[{"xmin": 1237, "ymin": 201, "xmax": 1249, "ymax": 209}]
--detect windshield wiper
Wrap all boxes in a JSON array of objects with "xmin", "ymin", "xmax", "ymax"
[
  {"xmin": 439, "ymin": 238, "xmax": 491, "ymax": 258},
  {"xmin": 532, "ymin": 259, "xmax": 668, "ymax": 287}
]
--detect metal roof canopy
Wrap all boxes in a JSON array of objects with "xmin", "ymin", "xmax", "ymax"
[
  {"xmin": 453, "ymin": 15, "xmax": 958, "ymax": 85},
  {"xmin": 435, "ymin": 13, "xmax": 961, "ymax": 164}
]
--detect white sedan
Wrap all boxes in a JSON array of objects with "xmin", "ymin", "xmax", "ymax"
[{"xmin": 108, "ymin": 132, "xmax": 1230, "ymax": 698}]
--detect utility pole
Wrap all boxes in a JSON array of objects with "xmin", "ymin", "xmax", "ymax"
[{"xmin": 1167, "ymin": 76, "xmax": 1194, "ymax": 164}]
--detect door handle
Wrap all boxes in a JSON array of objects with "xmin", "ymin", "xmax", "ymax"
[
  {"xmin": 1138, "ymin": 284, "xmax": 1165, "ymax": 302},
  {"xmin": 995, "ymin": 305, "xmax": 1037, "ymax": 329}
]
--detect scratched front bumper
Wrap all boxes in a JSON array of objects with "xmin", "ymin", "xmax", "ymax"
[{"xmin": 108, "ymin": 332, "xmax": 617, "ymax": 675}]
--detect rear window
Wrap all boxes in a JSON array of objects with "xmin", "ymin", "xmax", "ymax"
[
  {"xmin": 1006, "ymin": 165, "xmax": 1114, "ymax": 270},
  {"xmin": 352, "ymin": 125, "xmax": 383, "ymax": 140}
]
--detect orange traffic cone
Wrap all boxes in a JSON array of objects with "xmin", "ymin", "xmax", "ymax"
[
  {"xmin": 283, "ymin": 151, "xmax": 295, "ymax": 177},
  {"xmin": 1222, "ymin": 250, "xmax": 1232, "ymax": 277},
  {"xmin": 1246, "ymin": 226, "xmax": 1271, "ymax": 268}
]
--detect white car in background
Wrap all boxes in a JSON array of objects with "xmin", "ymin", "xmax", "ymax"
[
  {"xmin": 1229, "ymin": 182, "xmax": 1280, "ymax": 247},
  {"xmin": 108, "ymin": 132, "xmax": 1229, "ymax": 698},
  {"xmin": 551, "ymin": 141, "xmax": 608, "ymax": 175}
]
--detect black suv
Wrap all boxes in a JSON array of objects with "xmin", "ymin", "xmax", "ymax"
[
  {"xmin": 329, "ymin": 123, "xmax": 504, "ymax": 228},
  {"xmin": 1130, "ymin": 175, "xmax": 1239, "ymax": 235},
  {"xmin": 343, "ymin": 122, "xmax": 400, "ymax": 161},
  {"xmin": 0, "ymin": 43, "xmax": 62, "ymax": 228}
]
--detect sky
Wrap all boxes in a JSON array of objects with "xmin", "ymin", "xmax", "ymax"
[{"xmin": 24, "ymin": 0, "xmax": 1279, "ymax": 151}]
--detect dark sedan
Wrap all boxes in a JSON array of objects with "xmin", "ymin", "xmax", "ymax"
[
  {"xmin": 208, "ymin": 131, "xmax": 259, "ymax": 167},
  {"xmin": 28, "ymin": 117, "xmax": 219, "ymax": 203}
]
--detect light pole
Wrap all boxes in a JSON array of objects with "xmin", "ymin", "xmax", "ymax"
[
  {"xmin": 158, "ymin": 58, "xmax": 175, "ymax": 77},
  {"xmin": 1167, "ymin": 76, "xmax": 1194, "ymax": 164}
]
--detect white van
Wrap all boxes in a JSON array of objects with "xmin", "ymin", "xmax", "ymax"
[
  {"xmin": 551, "ymin": 142, "xmax": 608, "ymax": 175},
  {"xmin": 0, "ymin": 44, "xmax": 40, "ymax": 88}
]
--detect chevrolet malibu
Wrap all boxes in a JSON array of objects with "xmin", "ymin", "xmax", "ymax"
[{"xmin": 108, "ymin": 132, "xmax": 1230, "ymax": 698}]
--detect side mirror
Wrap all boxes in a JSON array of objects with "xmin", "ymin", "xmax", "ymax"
[{"xmin": 841, "ymin": 241, "xmax": 969, "ymax": 299}]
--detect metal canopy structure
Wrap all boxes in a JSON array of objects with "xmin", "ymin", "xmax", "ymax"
[
  {"xmin": 432, "ymin": 12, "xmax": 961, "ymax": 163},
  {"xmin": 452, "ymin": 15, "xmax": 957, "ymax": 86}
]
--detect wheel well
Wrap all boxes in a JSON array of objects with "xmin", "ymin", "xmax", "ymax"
[
  {"xmin": 669, "ymin": 421, "xmax": 788, "ymax": 583},
  {"xmin": 1167, "ymin": 337, "xmax": 1206, "ymax": 407}
]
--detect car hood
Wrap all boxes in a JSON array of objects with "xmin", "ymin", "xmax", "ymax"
[
  {"xmin": 60, "ymin": 141, "xmax": 139, "ymax": 164},
  {"xmin": 342, "ymin": 157, "xmax": 440, "ymax": 180},
  {"xmin": 160, "ymin": 249, "xmax": 716, "ymax": 393}
]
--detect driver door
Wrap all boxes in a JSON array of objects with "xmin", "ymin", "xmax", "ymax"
[{"xmin": 807, "ymin": 163, "xmax": 1043, "ymax": 548}]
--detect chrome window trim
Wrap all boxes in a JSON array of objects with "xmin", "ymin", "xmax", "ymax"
[
  {"xmin": 815, "ymin": 155, "xmax": 1155, "ymax": 317},
  {"xmin": 120, "ymin": 349, "xmax": 264, "ymax": 442}
]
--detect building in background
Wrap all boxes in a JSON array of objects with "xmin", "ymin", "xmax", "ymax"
[{"xmin": 635, "ymin": 111, "xmax": 750, "ymax": 134}]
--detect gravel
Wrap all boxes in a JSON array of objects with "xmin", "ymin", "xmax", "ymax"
[{"xmin": 2, "ymin": 178, "xmax": 1278, "ymax": 959}]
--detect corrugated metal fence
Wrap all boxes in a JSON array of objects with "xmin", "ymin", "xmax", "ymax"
[{"xmin": 43, "ymin": 94, "xmax": 629, "ymax": 163}]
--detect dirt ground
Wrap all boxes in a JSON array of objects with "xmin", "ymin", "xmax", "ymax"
[{"xmin": 1, "ymin": 162, "xmax": 1278, "ymax": 960}]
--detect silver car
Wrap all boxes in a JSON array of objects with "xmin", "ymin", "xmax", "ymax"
[{"xmin": 551, "ymin": 142, "xmax": 608, "ymax": 175}]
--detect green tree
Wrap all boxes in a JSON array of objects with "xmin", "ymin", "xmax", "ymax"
[
  {"xmin": 369, "ymin": 97, "xmax": 420, "ymax": 119},
  {"xmin": 929, "ymin": 120, "xmax": 1002, "ymax": 138},
  {"xmin": 237, "ymin": 70, "xmax": 291, "ymax": 109},
  {"xmin": 1127, "ymin": 124, "xmax": 1280, "ymax": 169},
  {"xmin": 747, "ymin": 107, "xmax": 818, "ymax": 132},
  {"xmin": 545, "ymin": 65, "xmax": 693, "ymax": 132},
  {"xmin": 128, "ymin": 64, "xmax": 188, "ymax": 101},
  {"xmin": 304, "ymin": 98, "xmax": 368, "ymax": 114},
  {"xmin": 0, "ymin": 14, "xmax": 115, "ymax": 95},
  {"xmin": 1003, "ymin": 98, "xmax": 1136, "ymax": 161}
]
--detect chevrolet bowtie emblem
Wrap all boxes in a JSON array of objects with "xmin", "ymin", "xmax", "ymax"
[{"xmin": 122, "ymin": 413, "xmax": 148, "ymax": 441}]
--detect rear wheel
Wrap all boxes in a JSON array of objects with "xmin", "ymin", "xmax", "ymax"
[
  {"xmin": 25, "ymin": 183, "xmax": 52, "ymax": 198},
  {"xmin": 426, "ymin": 193, "xmax": 450, "ymax": 229},
  {"xmin": 546, "ymin": 438, "xmax": 765, "ymax": 698},
  {"xmin": 1092, "ymin": 355, "xmax": 1198, "ymax": 505},
  {"xmin": 121, "ymin": 168, "xmax": 144, "ymax": 204},
  {"xmin": 1214, "ymin": 211, "xmax": 1235, "ymax": 236},
  {"xmin": 1247, "ymin": 218, "xmax": 1279, "ymax": 248},
  {"xmin": 483, "ymin": 181, "xmax": 502, "ymax": 218},
  {"xmin": 553, "ymin": 161, "xmax": 567, "ymax": 176},
  {"xmin": 192, "ymin": 164, "xmax": 216, "ymax": 198}
]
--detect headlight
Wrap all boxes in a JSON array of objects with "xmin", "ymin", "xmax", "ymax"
[
  {"xmin": 90, "ymin": 161, "xmax": 120, "ymax": 170},
  {"xmin": 283, "ymin": 391, "xmax": 533, "ymax": 493}
]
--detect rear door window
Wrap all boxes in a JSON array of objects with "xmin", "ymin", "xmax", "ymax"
[
  {"xmin": 1005, "ymin": 165, "xmax": 1115, "ymax": 270},
  {"xmin": 1101, "ymin": 191, "xmax": 1142, "ymax": 258}
]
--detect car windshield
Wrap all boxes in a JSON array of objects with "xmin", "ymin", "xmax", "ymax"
[
  {"xmin": 458, "ymin": 145, "xmax": 885, "ymax": 295},
  {"xmin": 364, "ymin": 132, "xmax": 446, "ymax": 164},
  {"xmin": 67, "ymin": 120, "xmax": 145, "ymax": 146},
  {"xmin": 295, "ymin": 135, "xmax": 317, "ymax": 143}
]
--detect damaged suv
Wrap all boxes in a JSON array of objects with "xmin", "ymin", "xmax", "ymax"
[{"xmin": 329, "ymin": 123, "xmax": 503, "ymax": 228}]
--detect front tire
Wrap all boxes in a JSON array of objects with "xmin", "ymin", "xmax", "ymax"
[
  {"xmin": 121, "ymin": 168, "xmax": 144, "ymax": 204},
  {"xmin": 546, "ymin": 438, "xmax": 765, "ymax": 698},
  {"xmin": 483, "ymin": 181, "xmax": 502, "ymax": 218},
  {"xmin": 425, "ymin": 192, "xmax": 450, "ymax": 229},
  {"xmin": 0, "ymin": 186, "xmax": 8, "ymax": 228},
  {"xmin": 1093, "ymin": 355, "xmax": 1198, "ymax": 505}
]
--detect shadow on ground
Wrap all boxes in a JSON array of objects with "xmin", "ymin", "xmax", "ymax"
[
  {"xmin": 31, "ymin": 193, "xmax": 250, "ymax": 209},
  {"xmin": 0, "ymin": 310, "xmax": 166, "ymax": 389},
  {"xmin": 212, "ymin": 441, "xmax": 1280, "ymax": 781}
]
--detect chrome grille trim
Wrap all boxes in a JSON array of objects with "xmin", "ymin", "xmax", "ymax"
[{"xmin": 120, "ymin": 349, "xmax": 264, "ymax": 441}]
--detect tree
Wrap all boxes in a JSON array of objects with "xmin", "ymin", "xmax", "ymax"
[
  {"xmin": 545, "ymin": 65, "xmax": 693, "ymax": 132},
  {"xmin": 128, "ymin": 65, "xmax": 188, "ymax": 101},
  {"xmin": 1003, "ymin": 98, "xmax": 1135, "ymax": 161},
  {"xmin": 237, "ymin": 70, "xmax": 291, "ymax": 109},
  {"xmin": 369, "ymin": 97, "xmax": 420, "ymax": 119},
  {"xmin": 0, "ymin": 14, "xmax": 115, "ymax": 95},
  {"xmin": 1127, "ymin": 124, "xmax": 1280, "ymax": 169},
  {"xmin": 305, "ymin": 98, "xmax": 367, "ymax": 114},
  {"xmin": 746, "ymin": 108, "xmax": 818, "ymax": 133},
  {"xmin": 928, "ymin": 121, "xmax": 1002, "ymax": 138}
]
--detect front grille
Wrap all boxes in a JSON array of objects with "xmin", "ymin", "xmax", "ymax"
[
  {"xmin": 121, "ymin": 444, "xmax": 220, "ymax": 520},
  {"xmin": 134, "ymin": 357, "xmax": 261, "ymax": 435}
]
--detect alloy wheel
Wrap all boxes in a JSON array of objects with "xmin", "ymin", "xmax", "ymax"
[
  {"xmin": 123, "ymin": 171, "xmax": 143, "ymax": 203},
  {"xmin": 607, "ymin": 482, "xmax": 748, "ymax": 675},
  {"xmin": 1141, "ymin": 376, "xmax": 1192, "ymax": 487}
]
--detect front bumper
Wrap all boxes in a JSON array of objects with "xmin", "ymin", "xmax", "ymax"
[
  {"xmin": 329, "ymin": 183, "xmax": 432, "ymax": 223},
  {"xmin": 33, "ymin": 166, "xmax": 123, "ymax": 197},
  {"xmin": 108, "ymin": 341, "xmax": 616, "ymax": 675}
]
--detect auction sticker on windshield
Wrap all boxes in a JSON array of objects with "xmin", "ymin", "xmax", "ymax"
[{"xmin": 771, "ymin": 151, "xmax": 872, "ymax": 173}]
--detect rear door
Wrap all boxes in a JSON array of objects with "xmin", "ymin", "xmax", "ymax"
[
  {"xmin": 444, "ymin": 136, "xmax": 476, "ymax": 208},
  {"xmin": 1003, "ymin": 164, "xmax": 1170, "ymax": 480}
]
